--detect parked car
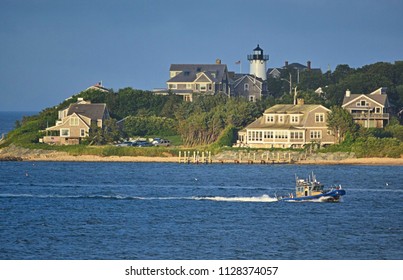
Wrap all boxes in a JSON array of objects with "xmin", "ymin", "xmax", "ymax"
[
  {"xmin": 152, "ymin": 138, "xmax": 171, "ymax": 147},
  {"xmin": 133, "ymin": 140, "xmax": 153, "ymax": 147},
  {"xmin": 115, "ymin": 141, "xmax": 133, "ymax": 147}
]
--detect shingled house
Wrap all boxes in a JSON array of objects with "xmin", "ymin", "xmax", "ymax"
[
  {"xmin": 42, "ymin": 99, "xmax": 110, "ymax": 145},
  {"xmin": 342, "ymin": 87, "xmax": 391, "ymax": 128},
  {"xmin": 230, "ymin": 73, "xmax": 267, "ymax": 102},
  {"xmin": 237, "ymin": 99, "xmax": 336, "ymax": 148},
  {"xmin": 162, "ymin": 60, "xmax": 230, "ymax": 101}
]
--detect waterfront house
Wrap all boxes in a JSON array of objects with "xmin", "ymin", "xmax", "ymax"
[
  {"xmin": 42, "ymin": 98, "xmax": 110, "ymax": 145},
  {"xmin": 341, "ymin": 87, "xmax": 391, "ymax": 128},
  {"xmin": 237, "ymin": 99, "xmax": 336, "ymax": 148}
]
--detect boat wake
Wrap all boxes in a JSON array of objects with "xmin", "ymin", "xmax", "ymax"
[
  {"xmin": 193, "ymin": 194, "xmax": 278, "ymax": 203},
  {"xmin": 0, "ymin": 193, "xmax": 278, "ymax": 203}
]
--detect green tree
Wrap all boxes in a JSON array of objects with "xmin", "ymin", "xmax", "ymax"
[{"xmin": 327, "ymin": 106, "xmax": 357, "ymax": 143}]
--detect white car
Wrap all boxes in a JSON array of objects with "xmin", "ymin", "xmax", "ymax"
[{"xmin": 152, "ymin": 139, "xmax": 171, "ymax": 147}]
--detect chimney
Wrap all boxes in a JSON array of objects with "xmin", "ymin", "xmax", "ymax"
[
  {"xmin": 307, "ymin": 61, "xmax": 311, "ymax": 71},
  {"xmin": 346, "ymin": 89, "xmax": 351, "ymax": 97},
  {"xmin": 297, "ymin": 98, "xmax": 305, "ymax": 105},
  {"xmin": 285, "ymin": 61, "xmax": 289, "ymax": 67},
  {"xmin": 216, "ymin": 58, "xmax": 221, "ymax": 64}
]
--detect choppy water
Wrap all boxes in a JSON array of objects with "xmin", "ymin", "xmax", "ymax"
[{"xmin": 0, "ymin": 162, "xmax": 402, "ymax": 259}]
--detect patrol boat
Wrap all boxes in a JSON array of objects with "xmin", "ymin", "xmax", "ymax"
[{"xmin": 281, "ymin": 173, "xmax": 346, "ymax": 202}]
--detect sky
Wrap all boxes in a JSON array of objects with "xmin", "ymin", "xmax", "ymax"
[{"xmin": 0, "ymin": 0, "xmax": 402, "ymax": 111}]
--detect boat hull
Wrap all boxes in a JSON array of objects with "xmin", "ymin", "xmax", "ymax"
[{"xmin": 282, "ymin": 189, "xmax": 346, "ymax": 202}]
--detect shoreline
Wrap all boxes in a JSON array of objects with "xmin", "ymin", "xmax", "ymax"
[
  {"xmin": 7, "ymin": 154, "xmax": 403, "ymax": 165},
  {"xmin": 1, "ymin": 146, "xmax": 402, "ymax": 165}
]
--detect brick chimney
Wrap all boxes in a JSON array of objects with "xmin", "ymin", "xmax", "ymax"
[
  {"xmin": 216, "ymin": 58, "xmax": 221, "ymax": 64},
  {"xmin": 285, "ymin": 61, "xmax": 289, "ymax": 67},
  {"xmin": 307, "ymin": 61, "xmax": 311, "ymax": 71},
  {"xmin": 297, "ymin": 98, "xmax": 305, "ymax": 105}
]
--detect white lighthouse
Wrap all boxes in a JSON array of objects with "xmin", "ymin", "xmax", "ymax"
[{"xmin": 247, "ymin": 44, "xmax": 269, "ymax": 80}]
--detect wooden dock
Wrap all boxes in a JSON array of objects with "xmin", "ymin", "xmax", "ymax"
[{"xmin": 178, "ymin": 151, "xmax": 298, "ymax": 164}]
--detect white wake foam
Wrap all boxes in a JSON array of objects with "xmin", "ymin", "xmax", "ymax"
[{"xmin": 194, "ymin": 194, "xmax": 278, "ymax": 203}]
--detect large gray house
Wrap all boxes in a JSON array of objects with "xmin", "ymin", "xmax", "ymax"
[{"xmin": 162, "ymin": 60, "xmax": 230, "ymax": 101}]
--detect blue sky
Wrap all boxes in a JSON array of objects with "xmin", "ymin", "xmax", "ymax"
[{"xmin": 1, "ymin": 0, "xmax": 402, "ymax": 111}]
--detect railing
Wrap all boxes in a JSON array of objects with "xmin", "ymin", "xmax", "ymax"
[
  {"xmin": 351, "ymin": 113, "xmax": 389, "ymax": 119},
  {"xmin": 247, "ymin": 54, "xmax": 269, "ymax": 61}
]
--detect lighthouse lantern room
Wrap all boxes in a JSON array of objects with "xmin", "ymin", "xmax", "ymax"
[{"xmin": 247, "ymin": 44, "xmax": 269, "ymax": 80}]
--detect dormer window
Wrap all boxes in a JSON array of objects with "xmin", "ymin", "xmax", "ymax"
[
  {"xmin": 315, "ymin": 113, "xmax": 325, "ymax": 123},
  {"xmin": 267, "ymin": 115, "xmax": 274, "ymax": 123},
  {"xmin": 290, "ymin": 115, "xmax": 299, "ymax": 124}
]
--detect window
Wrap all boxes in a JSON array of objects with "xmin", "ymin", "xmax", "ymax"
[
  {"xmin": 278, "ymin": 115, "xmax": 284, "ymax": 123},
  {"xmin": 186, "ymin": 84, "xmax": 192, "ymax": 89},
  {"xmin": 310, "ymin": 130, "xmax": 322, "ymax": 139},
  {"xmin": 275, "ymin": 131, "xmax": 288, "ymax": 139},
  {"xmin": 61, "ymin": 128, "xmax": 70, "ymax": 137},
  {"xmin": 375, "ymin": 107, "xmax": 381, "ymax": 113},
  {"xmin": 315, "ymin": 113, "xmax": 325, "ymax": 123},
  {"xmin": 290, "ymin": 131, "xmax": 303, "ymax": 139},
  {"xmin": 290, "ymin": 115, "xmax": 299, "ymax": 124},
  {"xmin": 249, "ymin": 96, "xmax": 255, "ymax": 102},
  {"xmin": 264, "ymin": 131, "xmax": 274, "ymax": 139},
  {"xmin": 244, "ymin": 84, "xmax": 249, "ymax": 91},
  {"xmin": 184, "ymin": 71, "xmax": 190, "ymax": 76},
  {"xmin": 357, "ymin": 100, "xmax": 369, "ymax": 107},
  {"xmin": 80, "ymin": 129, "xmax": 86, "ymax": 137},
  {"xmin": 70, "ymin": 117, "xmax": 79, "ymax": 126},
  {"xmin": 266, "ymin": 115, "xmax": 274, "ymax": 123},
  {"xmin": 168, "ymin": 84, "xmax": 177, "ymax": 89}
]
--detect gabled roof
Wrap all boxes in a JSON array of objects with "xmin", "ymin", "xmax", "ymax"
[
  {"xmin": 233, "ymin": 74, "xmax": 264, "ymax": 88},
  {"xmin": 67, "ymin": 103, "xmax": 108, "ymax": 120},
  {"xmin": 342, "ymin": 88, "xmax": 389, "ymax": 108},
  {"xmin": 168, "ymin": 64, "xmax": 227, "ymax": 83}
]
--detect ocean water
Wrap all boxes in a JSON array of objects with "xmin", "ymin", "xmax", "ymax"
[
  {"xmin": 0, "ymin": 162, "xmax": 402, "ymax": 260},
  {"xmin": 0, "ymin": 111, "xmax": 37, "ymax": 136}
]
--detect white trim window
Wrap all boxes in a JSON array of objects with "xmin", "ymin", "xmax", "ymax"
[
  {"xmin": 266, "ymin": 115, "xmax": 274, "ymax": 123},
  {"xmin": 61, "ymin": 128, "xmax": 70, "ymax": 137},
  {"xmin": 310, "ymin": 130, "xmax": 322, "ymax": 139},
  {"xmin": 70, "ymin": 117, "xmax": 79, "ymax": 126},
  {"xmin": 290, "ymin": 115, "xmax": 299, "ymax": 124},
  {"xmin": 80, "ymin": 129, "xmax": 86, "ymax": 137},
  {"xmin": 290, "ymin": 131, "xmax": 304, "ymax": 139},
  {"xmin": 278, "ymin": 115, "xmax": 284, "ymax": 123},
  {"xmin": 315, "ymin": 113, "xmax": 325, "ymax": 123},
  {"xmin": 244, "ymin": 84, "xmax": 249, "ymax": 91}
]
